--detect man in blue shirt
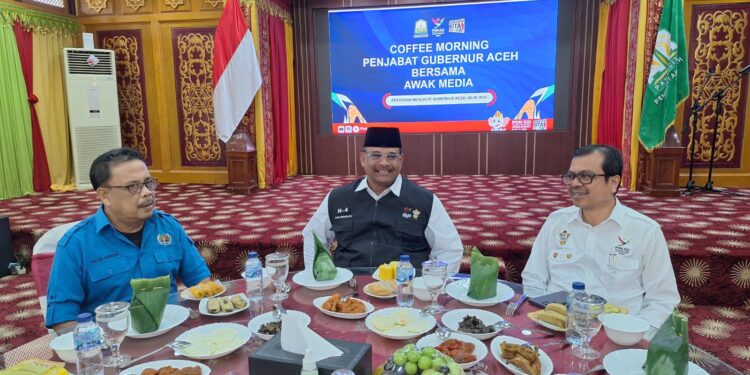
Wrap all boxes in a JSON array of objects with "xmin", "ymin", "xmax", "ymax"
[{"xmin": 46, "ymin": 148, "xmax": 210, "ymax": 332}]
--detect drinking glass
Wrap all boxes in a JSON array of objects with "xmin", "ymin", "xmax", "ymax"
[
  {"xmin": 266, "ymin": 252, "xmax": 289, "ymax": 302},
  {"xmin": 569, "ymin": 293, "xmax": 607, "ymax": 359},
  {"xmin": 421, "ymin": 259, "xmax": 448, "ymax": 315},
  {"xmin": 94, "ymin": 301, "xmax": 131, "ymax": 367}
]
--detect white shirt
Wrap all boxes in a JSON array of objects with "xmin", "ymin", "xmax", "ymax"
[
  {"xmin": 302, "ymin": 175, "xmax": 463, "ymax": 273},
  {"xmin": 521, "ymin": 199, "xmax": 680, "ymax": 328}
]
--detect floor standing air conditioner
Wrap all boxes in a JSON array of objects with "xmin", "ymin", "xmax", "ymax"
[{"xmin": 63, "ymin": 48, "xmax": 121, "ymax": 190}]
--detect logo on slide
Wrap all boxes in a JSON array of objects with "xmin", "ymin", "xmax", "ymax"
[
  {"xmin": 449, "ymin": 18, "xmax": 465, "ymax": 33},
  {"xmin": 431, "ymin": 17, "xmax": 445, "ymax": 37},
  {"xmin": 414, "ymin": 19, "xmax": 428, "ymax": 38}
]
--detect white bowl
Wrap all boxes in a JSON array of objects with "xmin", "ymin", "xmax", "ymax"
[
  {"xmin": 411, "ymin": 277, "xmax": 431, "ymax": 301},
  {"xmin": 49, "ymin": 332, "xmax": 76, "ymax": 363},
  {"xmin": 599, "ymin": 313, "xmax": 650, "ymax": 346}
]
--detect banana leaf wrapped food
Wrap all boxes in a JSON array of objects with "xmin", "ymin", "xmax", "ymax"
[
  {"xmin": 467, "ymin": 247, "xmax": 498, "ymax": 300},
  {"xmin": 129, "ymin": 275, "xmax": 170, "ymax": 333},
  {"xmin": 643, "ymin": 311, "xmax": 689, "ymax": 375},
  {"xmin": 313, "ymin": 233, "xmax": 338, "ymax": 281}
]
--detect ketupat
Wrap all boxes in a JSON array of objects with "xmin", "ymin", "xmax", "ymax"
[
  {"xmin": 312, "ymin": 233, "xmax": 338, "ymax": 281},
  {"xmin": 129, "ymin": 275, "xmax": 170, "ymax": 334},
  {"xmin": 644, "ymin": 311, "xmax": 689, "ymax": 375},
  {"xmin": 467, "ymin": 247, "xmax": 498, "ymax": 300}
]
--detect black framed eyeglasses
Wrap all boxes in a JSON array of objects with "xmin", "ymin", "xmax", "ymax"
[
  {"xmin": 103, "ymin": 179, "xmax": 158, "ymax": 195},
  {"xmin": 364, "ymin": 151, "xmax": 402, "ymax": 162},
  {"xmin": 561, "ymin": 171, "xmax": 607, "ymax": 185}
]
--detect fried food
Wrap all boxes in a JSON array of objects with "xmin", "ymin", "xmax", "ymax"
[
  {"xmin": 140, "ymin": 365, "xmax": 202, "ymax": 375},
  {"xmin": 500, "ymin": 342, "xmax": 541, "ymax": 375},
  {"xmin": 231, "ymin": 294, "xmax": 247, "ymax": 309},
  {"xmin": 536, "ymin": 309, "xmax": 566, "ymax": 329},
  {"xmin": 435, "ymin": 338, "xmax": 477, "ymax": 364},
  {"xmin": 188, "ymin": 280, "xmax": 223, "ymax": 298},
  {"xmin": 206, "ymin": 298, "xmax": 221, "ymax": 314},
  {"xmin": 367, "ymin": 280, "xmax": 396, "ymax": 296},
  {"xmin": 322, "ymin": 293, "xmax": 366, "ymax": 314}
]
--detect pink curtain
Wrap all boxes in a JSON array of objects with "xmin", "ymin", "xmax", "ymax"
[
  {"xmin": 596, "ymin": 0, "xmax": 630, "ymax": 149},
  {"xmin": 12, "ymin": 22, "xmax": 51, "ymax": 192},
  {"xmin": 268, "ymin": 16, "xmax": 289, "ymax": 185}
]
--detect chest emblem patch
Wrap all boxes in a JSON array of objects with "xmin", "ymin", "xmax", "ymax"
[
  {"xmin": 402, "ymin": 207, "xmax": 421, "ymax": 220},
  {"xmin": 558, "ymin": 230, "xmax": 571, "ymax": 246},
  {"xmin": 614, "ymin": 235, "xmax": 631, "ymax": 255},
  {"xmin": 157, "ymin": 233, "xmax": 172, "ymax": 246}
]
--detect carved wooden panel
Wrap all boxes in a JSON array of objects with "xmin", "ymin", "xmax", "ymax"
[
  {"xmin": 123, "ymin": 0, "xmax": 154, "ymax": 14},
  {"xmin": 161, "ymin": 0, "xmax": 191, "ymax": 12},
  {"xmin": 201, "ymin": 0, "xmax": 224, "ymax": 11},
  {"xmin": 79, "ymin": 0, "xmax": 114, "ymax": 15}
]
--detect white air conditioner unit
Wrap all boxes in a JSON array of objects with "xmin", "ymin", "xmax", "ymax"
[{"xmin": 63, "ymin": 48, "xmax": 121, "ymax": 190}]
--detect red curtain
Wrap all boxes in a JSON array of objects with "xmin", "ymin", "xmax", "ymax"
[
  {"xmin": 13, "ymin": 22, "xmax": 51, "ymax": 192},
  {"xmin": 268, "ymin": 16, "xmax": 289, "ymax": 185},
  {"xmin": 596, "ymin": 0, "xmax": 630, "ymax": 149}
]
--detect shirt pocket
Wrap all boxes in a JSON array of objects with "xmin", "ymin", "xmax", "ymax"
[
  {"xmin": 89, "ymin": 257, "xmax": 131, "ymax": 283},
  {"xmin": 154, "ymin": 246, "xmax": 184, "ymax": 263},
  {"xmin": 396, "ymin": 218, "xmax": 424, "ymax": 239},
  {"xmin": 605, "ymin": 255, "xmax": 641, "ymax": 282},
  {"xmin": 331, "ymin": 218, "xmax": 353, "ymax": 233}
]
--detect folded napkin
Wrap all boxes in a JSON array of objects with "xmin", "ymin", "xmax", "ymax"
[
  {"xmin": 129, "ymin": 275, "xmax": 170, "ymax": 333},
  {"xmin": 313, "ymin": 233, "xmax": 337, "ymax": 281},
  {"xmin": 467, "ymin": 247, "xmax": 498, "ymax": 300},
  {"xmin": 644, "ymin": 310, "xmax": 689, "ymax": 375},
  {"xmin": 280, "ymin": 313, "xmax": 343, "ymax": 362}
]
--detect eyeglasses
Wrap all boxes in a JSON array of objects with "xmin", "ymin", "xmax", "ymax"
[
  {"xmin": 364, "ymin": 151, "xmax": 402, "ymax": 162},
  {"xmin": 561, "ymin": 171, "xmax": 608, "ymax": 185},
  {"xmin": 103, "ymin": 179, "xmax": 158, "ymax": 195}
]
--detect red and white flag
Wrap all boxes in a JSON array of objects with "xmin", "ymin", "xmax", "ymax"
[{"xmin": 212, "ymin": 0, "xmax": 262, "ymax": 143}]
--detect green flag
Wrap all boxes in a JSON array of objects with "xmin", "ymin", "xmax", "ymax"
[{"xmin": 639, "ymin": 0, "xmax": 689, "ymax": 151}]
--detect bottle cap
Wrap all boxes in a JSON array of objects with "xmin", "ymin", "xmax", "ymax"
[
  {"xmin": 248, "ymin": 251, "xmax": 258, "ymax": 258},
  {"xmin": 399, "ymin": 254, "xmax": 410, "ymax": 261},
  {"xmin": 302, "ymin": 347, "xmax": 317, "ymax": 371},
  {"xmin": 76, "ymin": 312, "xmax": 92, "ymax": 323},
  {"xmin": 572, "ymin": 281, "xmax": 585, "ymax": 290}
]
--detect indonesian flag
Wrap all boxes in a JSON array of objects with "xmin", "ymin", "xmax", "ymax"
[{"xmin": 212, "ymin": 0, "xmax": 262, "ymax": 143}]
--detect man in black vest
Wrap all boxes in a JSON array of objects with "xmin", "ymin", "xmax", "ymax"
[{"xmin": 302, "ymin": 127, "xmax": 463, "ymax": 272}]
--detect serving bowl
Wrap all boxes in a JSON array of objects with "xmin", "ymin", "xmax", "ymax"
[
  {"xmin": 49, "ymin": 332, "xmax": 76, "ymax": 363},
  {"xmin": 599, "ymin": 313, "xmax": 650, "ymax": 346}
]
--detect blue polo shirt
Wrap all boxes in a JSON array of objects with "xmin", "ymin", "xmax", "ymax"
[{"xmin": 45, "ymin": 206, "xmax": 210, "ymax": 328}]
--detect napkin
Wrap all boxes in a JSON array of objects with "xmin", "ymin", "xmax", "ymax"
[
  {"xmin": 280, "ymin": 314, "xmax": 343, "ymax": 362},
  {"xmin": 312, "ymin": 233, "xmax": 337, "ymax": 281},
  {"xmin": 467, "ymin": 247, "xmax": 499, "ymax": 300},
  {"xmin": 129, "ymin": 275, "xmax": 170, "ymax": 333}
]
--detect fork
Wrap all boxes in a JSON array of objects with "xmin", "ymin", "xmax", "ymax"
[{"xmin": 505, "ymin": 293, "xmax": 528, "ymax": 316}]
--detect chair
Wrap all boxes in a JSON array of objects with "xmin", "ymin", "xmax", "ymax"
[{"xmin": 32, "ymin": 221, "xmax": 79, "ymax": 319}]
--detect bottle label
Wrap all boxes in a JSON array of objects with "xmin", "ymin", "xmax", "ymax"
[
  {"xmin": 246, "ymin": 261, "xmax": 262, "ymax": 279},
  {"xmin": 396, "ymin": 267, "xmax": 414, "ymax": 283},
  {"xmin": 75, "ymin": 328, "xmax": 102, "ymax": 352}
]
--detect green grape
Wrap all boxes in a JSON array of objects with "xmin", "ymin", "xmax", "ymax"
[
  {"xmin": 407, "ymin": 351, "xmax": 420, "ymax": 363},
  {"xmin": 418, "ymin": 356, "xmax": 432, "ymax": 370},
  {"xmin": 404, "ymin": 362, "xmax": 418, "ymax": 375},
  {"xmin": 431, "ymin": 357, "xmax": 446, "ymax": 370},
  {"xmin": 421, "ymin": 347, "xmax": 437, "ymax": 358},
  {"xmin": 393, "ymin": 353, "xmax": 407, "ymax": 366},
  {"xmin": 421, "ymin": 369, "xmax": 439, "ymax": 375}
]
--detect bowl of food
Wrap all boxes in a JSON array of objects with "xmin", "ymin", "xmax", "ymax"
[
  {"xmin": 599, "ymin": 313, "xmax": 650, "ymax": 346},
  {"xmin": 411, "ymin": 277, "xmax": 431, "ymax": 302},
  {"xmin": 49, "ymin": 332, "xmax": 76, "ymax": 363}
]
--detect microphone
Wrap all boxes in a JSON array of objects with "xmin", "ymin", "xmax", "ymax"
[{"xmin": 740, "ymin": 64, "xmax": 750, "ymax": 76}]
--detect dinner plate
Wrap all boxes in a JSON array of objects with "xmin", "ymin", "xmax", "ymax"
[
  {"xmin": 292, "ymin": 268, "xmax": 354, "ymax": 291},
  {"xmin": 119, "ymin": 359, "xmax": 211, "ymax": 375},
  {"xmin": 363, "ymin": 281, "xmax": 397, "ymax": 299},
  {"xmin": 174, "ymin": 322, "xmax": 252, "ymax": 360},
  {"xmin": 490, "ymin": 335, "xmax": 553, "ymax": 375},
  {"xmin": 603, "ymin": 349, "xmax": 709, "ymax": 375},
  {"xmin": 416, "ymin": 332, "xmax": 487, "ymax": 370},
  {"xmin": 179, "ymin": 281, "xmax": 227, "ymax": 301},
  {"xmin": 445, "ymin": 278, "xmax": 515, "ymax": 307},
  {"xmin": 198, "ymin": 293, "xmax": 250, "ymax": 317},
  {"xmin": 526, "ymin": 310, "xmax": 566, "ymax": 332},
  {"xmin": 313, "ymin": 296, "xmax": 374, "ymax": 319},
  {"xmin": 365, "ymin": 307, "xmax": 435, "ymax": 340},
  {"xmin": 441, "ymin": 308, "xmax": 504, "ymax": 340},
  {"xmin": 247, "ymin": 310, "xmax": 311, "ymax": 340},
  {"xmin": 126, "ymin": 305, "xmax": 190, "ymax": 339}
]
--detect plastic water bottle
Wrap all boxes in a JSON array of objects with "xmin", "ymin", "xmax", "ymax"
[
  {"xmin": 396, "ymin": 255, "xmax": 415, "ymax": 307},
  {"xmin": 74, "ymin": 312, "xmax": 103, "ymax": 375},
  {"xmin": 245, "ymin": 251, "xmax": 264, "ymax": 302},
  {"xmin": 566, "ymin": 281, "xmax": 586, "ymax": 346}
]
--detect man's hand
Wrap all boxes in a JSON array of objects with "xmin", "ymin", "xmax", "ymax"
[{"xmin": 51, "ymin": 321, "xmax": 77, "ymax": 335}]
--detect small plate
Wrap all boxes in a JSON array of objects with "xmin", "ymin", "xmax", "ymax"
[
  {"xmin": 313, "ymin": 296, "xmax": 374, "ymax": 319},
  {"xmin": 292, "ymin": 268, "xmax": 354, "ymax": 291},
  {"xmin": 180, "ymin": 281, "xmax": 227, "ymax": 301},
  {"xmin": 490, "ymin": 335, "xmax": 553, "ymax": 375},
  {"xmin": 174, "ymin": 323, "xmax": 251, "ymax": 360},
  {"xmin": 198, "ymin": 294, "xmax": 250, "ymax": 317},
  {"xmin": 127, "ymin": 305, "xmax": 190, "ymax": 339},
  {"xmin": 603, "ymin": 349, "xmax": 709, "ymax": 375},
  {"xmin": 365, "ymin": 307, "xmax": 435, "ymax": 340},
  {"xmin": 247, "ymin": 310, "xmax": 311, "ymax": 340},
  {"xmin": 362, "ymin": 281, "xmax": 396, "ymax": 299},
  {"xmin": 526, "ymin": 310, "xmax": 566, "ymax": 332},
  {"xmin": 441, "ymin": 308, "xmax": 504, "ymax": 341},
  {"xmin": 119, "ymin": 359, "xmax": 211, "ymax": 375},
  {"xmin": 416, "ymin": 332, "xmax": 487, "ymax": 370},
  {"xmin": 445, "ymin": 279, "xmax": 515, "ymax": 307}
]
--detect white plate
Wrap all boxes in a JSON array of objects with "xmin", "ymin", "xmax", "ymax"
[
  {"xmin": 119, "ymin": 359, "xmax": 211, "ymax": 375},
  {"xmin": 441, "ymin": 308, "xmax": 504, "ymax": 340},
  {"xmin": 362, "ymin": 281, "xmax": 396, "ymax": 299},
  {"xmin": 247, "ymin": 310, "xmax": 311, "ymax": 340},
  {"xmin": 180, "ymin": 281, "xmax": 227, "ymax": 301},
  {"xmin": 174, "ymin": 323, "xmax": 251, "ymax": 360},
  {"xmin": 198, "ymin": 294, "xmax": 250, "ymax": 317},
  {"xmin": 127, "ymin": 305, "xmax": 190, "ymax": 339},
  {"xmin": 365, "ymin": 307, "xmax": 435, "ymax": 340},
  {"xmin": 445, "ymin": 278, "xmax": 515, "ymax": 307},
  {"xmin": 313, "ymin": 296, "xmax": 374, "ymax": 319},
  {"xmin": 603, "ymin": 349, "xmax": 709, "ymax": 375},
  {"xmin": 292, "ymin": 268, "xmax": 354, "ymax": 291},
  {"xmin": 490, "ymin": 335, "xmax": 553, "ymax": 375},
  {"xmin": 416, "ymin": 332, "xmax": 487, "ymax": 370}
]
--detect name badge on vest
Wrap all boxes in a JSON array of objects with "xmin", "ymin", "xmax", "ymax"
[
  {"xmin": 334, "ymin": 207, "xmax": 352, "ymax": 220},
  {"xmin": 157, "ymin": 233, "xmax": 172, "ymax": 246}
]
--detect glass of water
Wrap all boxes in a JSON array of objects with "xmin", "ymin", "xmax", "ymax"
[
  {"xmin": 421, "ymin": 259, "xmax": 448, "ymax": 315},
  {"xmin": 570, "ymin": 293, "xmax": 606, "ymax": 360},
  {"xmin": 94, "ymin": 301, "xmax": 131, "ymax": 367},
  {"xmin": 266, "ymin": 252, "xmax": 290, "ymax": 302}
]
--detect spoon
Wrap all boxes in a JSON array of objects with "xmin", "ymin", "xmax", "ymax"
[
  {"xmin": 492, "ymin": 321, "xmax": 555, "ymax": 337},
  {"xmin": 119, "ymin": 340, "xmax": 191, "ymax": 369}
]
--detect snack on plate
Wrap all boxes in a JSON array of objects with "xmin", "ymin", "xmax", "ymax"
[
  {"xmin": 535, "ymin": 304, "xmax": 567, "ymax": 329},
  {"xmin": 188, "ymin": 280, "xmax": 223, "ymax": 298},
  {"xmin": 206, "ymin": 298, "xmax": 221, "ymax": 314},
  {"xmin": 0, "ymin": 359, "xmax": 69, "ymax": 375},
  {"xmin": 368, "ymin": 280, "xmax": 396, "ymax": 296},
  {"xmin": 259, "ymin": 321, "xmax": 282, "ymax": 335},
  {"xmin": 377, "ymin": 261, "xmax": 399, "ymax": 281},
  {"xmin": 435, "ymin": 339, "xmax": 476, "ymax": 364},
  {"xmin": 604, "ymin": 303, "xmax": 628, "ymax": 314},
  {"xmin": 322, "ymin": 293, "xmax": 366, "ymax": 314},
  {"xmin": 457, "ymin": 315, "xmax": 495, "ymax": 334},
  {"xmin": 140, "ymin": 366, "xmax": 201, "ymax": 375},
  {"xmin": 500, "ymin": 342, "xmax": 541, "ymax": 375},
  {"xmin": 231, "ymin": 294, "xmax": 247, "ymax": 309},
  {"xmin": 378, "ymin": 343, "xmax": 463, "ymax": 375},
  {"xmin": 206, "ymin": 293, "xmax": 246, "ymax": 314}
]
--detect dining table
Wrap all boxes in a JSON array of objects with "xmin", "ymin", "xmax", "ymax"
[{"xmin": 1, "ymin": 268, "xmax": 743, "ymax": 374}]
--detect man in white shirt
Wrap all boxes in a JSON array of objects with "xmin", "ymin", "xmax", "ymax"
[
  {"xmin": 303, "ymin": 127, "xmax": 463, "ymax": 273},
  {"xmin": 522, "ymin": 144, "xmax": 679, "ymax": 328}
]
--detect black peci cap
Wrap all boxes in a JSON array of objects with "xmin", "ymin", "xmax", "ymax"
[{"xmin": 363, "ymin": 127, "xmax": 402, "ymax": 148}]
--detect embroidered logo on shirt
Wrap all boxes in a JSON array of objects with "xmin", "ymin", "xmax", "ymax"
[
  {"xmin": 336, "ymin": 207, "xmax": 350, "ymax": 214},
  {"xmin": 402, "ymin": 207, "xmax": 421, "ymax": 220},
  {"xmin": 157, "ymin": 233, "xmax": 172, "ymax": 245},
  {"xmin": 558, "ymin": 230, "xmax": 571, "ymax": 246},
  {"xmin": 614, "ymin": 235, "xmax": 631, "ymax": 255}
]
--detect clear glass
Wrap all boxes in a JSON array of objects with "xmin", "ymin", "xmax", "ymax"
[
  {"xmin": 421, "ymin": 260, "xmax": 448, "ymax": 315},
  {"xmin": 266, "ymin": 252, "xmax": 290, "ymax": 302},
  {"xmin": 569, "ymin": 293, "xmax": 607, "ymax": 359},
  {"xmin": 94, "ymin": 301, "xmax": 131, "ymax": 367}
]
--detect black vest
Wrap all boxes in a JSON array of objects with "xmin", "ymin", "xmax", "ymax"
[{"xmin": 328, "ymin": 177, "xmax": 433, "ymax": 268}]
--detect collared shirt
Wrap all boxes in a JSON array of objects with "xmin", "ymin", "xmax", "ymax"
[
  {"xmin": 521, "ymin": 199, "xmax": 680, "ymax": 328},
  {"xmin": 46, "ymin": 206, "xmax": 210, "ymax": 327},
  {"xmin": 302, "ymin": 175, "xmax": 463, "ymax": 273}
]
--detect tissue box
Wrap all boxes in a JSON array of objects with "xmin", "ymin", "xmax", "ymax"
[{"xmin": 249, "ymin": 334, "xmax": 372, "ymax": 375}]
